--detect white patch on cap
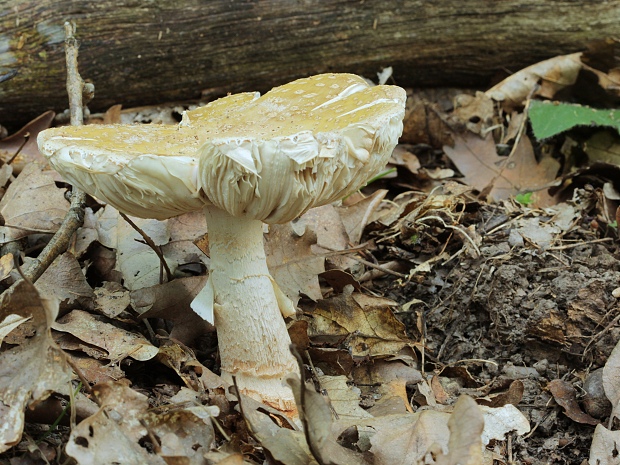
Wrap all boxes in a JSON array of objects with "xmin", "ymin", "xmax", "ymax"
[{"xmin": 279, "ymin": 131, "xmax": 320, "ymax": 164}]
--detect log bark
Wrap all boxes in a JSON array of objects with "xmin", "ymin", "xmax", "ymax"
[{"xmin": 1, "ymin": 0, "xmax": 619, "ymax": 128}]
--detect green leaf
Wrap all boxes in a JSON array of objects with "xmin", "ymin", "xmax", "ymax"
[
  {"xmin": 515, "ymin": 192, "xmax": 533, "ymax": 206},
  {"xmin": 529, "ymin": 100, "xmax": 620, "ymax": 140}
]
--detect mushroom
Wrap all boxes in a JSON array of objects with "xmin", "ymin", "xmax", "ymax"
[{"xmin": 38, "ymin": 73, "xmax": 406, "ymax": 413}]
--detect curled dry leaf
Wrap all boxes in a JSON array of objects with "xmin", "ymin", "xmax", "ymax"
[
  {"xmin": 547, "ymin": 379, "xmax": 599, "ymax": 426},
  {"xmin": 485, "ymin": 53, "xmax": 583, "ymax": 108},
  {"xmin": 0, "ymin": 280, "xmax": 72, "ymax": 453},
  {"xmin": 0, "ymin": 313, "xmax": 31, "ymax": 346}
]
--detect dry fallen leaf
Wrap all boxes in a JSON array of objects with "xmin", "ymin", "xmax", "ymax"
[
  {"xmin": 66, "ymin": 382, "xmax": 217, "ymax": 465},
  {"xmin": 162, "ymin": 209, "xmax": 209, "ymax": 270},
  {"xmin": 338, "ymin": 189, "xmax": 388, "ymax": 244},
  {"xmin": 305, "ymin": 289, "xmax": 411, "ymax": 358},
  {"xmin": 0, "ymin": 313, "xmax": 31, "ymax": 346},
  {"xmin": 0, "ymin": 280, "xmax": 72, "ymax": 453},
  {"xmin": 35, "ymin": 252, "xmax": 95, "ymax": 310},
  {"xmin": 603, "ymin": 337, "xmax": 620, "ymax": 422},
  {"xmin": 477, "ymin": 380, "xmax": 524, "ymax": 408},
  {"xmin": 97, "ymin": 206, "xmax": 172, "ymax": 290},
  {"xmin": 0, "ymin": 111, "xmax": 55, "ymax": 172},
  {"xmin": 131, "ymin": 275, "xmax": 210, "ymax": 343},
  {"xmin": 390, "ymin": 145, "xmax": 422, "ymax": 175},
  {"xmin": 296, "ymin": 204, "xmax": 357, "ymax": 271},
  {"xmin": 588, "ymin": 343, "xmax": 620, "ymax": 465},
  {"xmin": 93, "ymin": 281, "xmax": 130, "ymax": 318},
  {"xmin": 369, "ymin": 410, "xmax": 450, "ymax": 464},
  {"xmin": 352, "ymin": 360, "xmax": 422, "ymax": 415},
  {"xmin": 589, "ymin": 424, "xmax": 620, "ymax": 465},
  {"xmin": 72, "ymin": 207, "xmax": 100, "ymax": 259},
  {"xmin": 319, "ymin": 375, "xmax": 373, "ymax": 422},
  {"xmin": 0, "ymin": 252, "xmax": 14, "ymax": 281},
  {"xmin": 435, "ymin": 395, "xmax": 484, "ymax": 465},
  {"xmin": 63, "ymin": 352, "xmax": 125, "ymax": 385},
  {"xmin": 241, "ymin": 403, "xmax": 312, "ymax": 465},
  {"xmin": 287, "ymin": 375, "xmax": 370, "ymax": 465},
  {"xmin": 52, "ymin": 309, "xmax": 158, "ymax": 362},
  {"xmin": 444, "ymin": 133, "xmax": 559, "ymax": 202},
  {"xmin": 156, "ymin": 339, "xmax": 207, "ymax": 391},
  {"xmin": 452, "ymin": 91, "xmax": 495, "ymax": 136},
  {"xmin": 0, "ymin": 163, "xmax": 69, "ymax": 243},
  {"xmin": 485, "ymin": 53, "xmax": 583, "ymax": 108},
  {"xmin": 548, "ymin": 379, "xmax": 599, "ymax": 426},
  {"xmin": 479, "ymin": 403, "xmax": 530, "ymax": 446},
  {"xmin": 265, "ymin": 221, "xmax": 324, "ymax": 303}
]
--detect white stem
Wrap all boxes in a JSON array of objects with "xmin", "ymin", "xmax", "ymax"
[{"xmin": 203, "ymin": 205, "xmax": 299, "ymax": 412}]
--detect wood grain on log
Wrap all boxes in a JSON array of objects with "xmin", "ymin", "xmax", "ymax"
[{"xmin": 1, "ymin": 0, "xmax": 619, "ymax": 128}]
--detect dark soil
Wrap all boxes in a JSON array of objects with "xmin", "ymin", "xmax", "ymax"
[{"xmin": 379, "ymin": 197, "xmax": 620, "ymax": 464}]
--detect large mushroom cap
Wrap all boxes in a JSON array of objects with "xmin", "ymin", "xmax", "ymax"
[
  {"xmin": 38, "ymin": 74, "xmax": 405, "ymax": 221},
  {"xmin": 194, "ymin": 73, "xmax": 406, "ymax": 223}
]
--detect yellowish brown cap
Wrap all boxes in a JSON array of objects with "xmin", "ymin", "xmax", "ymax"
[{"xmin": 38, "ymin": 74, "xmax": 406, "ymax": 222}]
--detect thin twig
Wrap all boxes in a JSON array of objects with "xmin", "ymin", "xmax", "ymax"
[
  {"xmin": 23, "ymin": 22, "xmax": 88, "ymax": 282},
  {"xmin": 547, "ymin": 237, "xmax": 612, "ymax": 251},
  {"xmin": 6, "ymin": 134, "xmax": 29, "ymax": 165},
  {"xmin": 347, "ymin": 254, "xmax": 409, "ymax": 279},
  {"xmin": 118, "ymin": 211, "xmax": 173, "ymax": 283},
  {"xmin": 64, "ymin": 22, "xmax": 85, "ymax": 127},
  {"xmin": 64, "ymin": 357, "xmax": 93, "ymax": 395},
  {"xmin": 24, "ymin": 191, "xmax": 86, "ymax": 282},
  {"xmin": 319, "ymin": 244, "xmax": 409, "ymax": 279}
]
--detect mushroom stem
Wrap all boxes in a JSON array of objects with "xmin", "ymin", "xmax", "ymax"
[{"xmin": 203, "ymin": 205, "xmax": 299, "ymax": 412}]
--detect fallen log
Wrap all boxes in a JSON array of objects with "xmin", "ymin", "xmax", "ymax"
[{"xmin": 1, "ymin": 0, "xmax": 619, "ymax": 128}]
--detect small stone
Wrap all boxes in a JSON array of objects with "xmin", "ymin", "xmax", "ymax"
[
  {"xmin": 582, "ymin": 368, "xmax": 612, "ymax": 419},
  {"xmin": 533, "ymin": 359, "xmax": 549, "ymax": 375},
  {"xmin": 503, "ymin": 362, "xmax": 540, "ymax": 379}
]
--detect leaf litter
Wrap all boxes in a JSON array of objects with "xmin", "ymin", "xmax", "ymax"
[{"xmin": 4, "ymin": 43, "xmax": 620, "ymax": 464}]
